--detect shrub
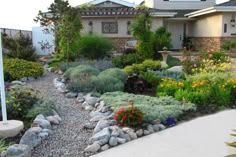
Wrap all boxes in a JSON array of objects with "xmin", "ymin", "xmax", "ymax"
[
  {"xmin": 0, "ymin": 139, "xmax": 8, "ymax": 153},
  {"xmin": 25, "ymin": 99, "xmax": 56, "ymax": 121},
  {"xmin": 167, "ymin": 55, "xmax": 181, "ymax": 68},
  {"xmin": 112, "ymin": 53, "xmax": 144, "ymax": 68},
  {"xmin": 65, "ymin": 66, "xmax": 127, "ymax": 93},
  {"xmin": 58, "ymin": 59, "xmax": 114, "ymax": 72},
  {"xmin": 77, "ymin": 34, "xmax": 113, "ymax": 59},
  {"xmin": 93, "ymin": 68, "xmax": 127, "ymax": 94},
  {"xmin": 157, "ymin": 78, "xmax": 184, "ymax": 97},
  {"xmin": 139, "ymin": 72, "xmax": 160, "ymax": 86},
  {"xmin": 151, "ymin": 70, "xmax": 184, "ymax": 81},
  {"xmin": 3, "ymin": 34, "xmax": 37, "ymax": 61},
  {"xmin": 114, "ymin": 102, "xmax": 144, "ymax": 127},
  {"xmin": 101, "ymin": 91, "xmax": 196, "ymax": 122},
  {"xmin": 124, "ymin": 59, "xmax": 162, "ymax": 75},
  {"xmin": 64, "ymin": 65, "xmax": 99, "ymax": 92},
  {"xmin": 3, "ymin": 86, "xmax": 39, "ymax": 120},
  {"xmin": 3, "ymin": 58, "xmax": 44, "ymax": 81}
]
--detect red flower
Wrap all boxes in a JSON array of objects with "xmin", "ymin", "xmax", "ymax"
[
  {"xmin": 208, "ymin": 53, "xmax": 213, "ymax": 58},
  {"xmin": 114, "ymin": 115, "xmax": 117, "ymax": 120}
]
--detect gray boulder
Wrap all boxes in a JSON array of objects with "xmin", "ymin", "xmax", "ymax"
[
  {"xmin": 127, "ymin": 130, "xmax": 137, "ymax": 140},
  {"xmin": 136, "ymin": 129, "xmax": 143, "ymax": 137},
  {"xmin": 101, "ymin": 144, "xmax": 109, "ymax": 151},
  {"xmin": 119, "ymin": 132, "xmax": 131, "ymax": 142},
  {"xmin": 65, "ymin": 92, "xmax": 77, "ymax": 98},
  {"xmin": 143, "ymin": 130, "xmax": 150, "ymax": 135},
  {"xmin": 46, "ymin": 116, "xmax": 60, "ymax": 125},
  {"xmin": 93, "ymin": 120, "xmax": 110, "ymax": 134},
  {"xmin": 84, "ymin": 142, "xmax": 100, "ymax": 153},
  {"xmin": 6, "ymin": 144, "xmax": 31, "ymax": 157},
  {"xmin": 20, "ymin": 130, "xmax": 42, "ymax": 148},
  {"xmin": 33, "ymin": 119, "xmax": 51, "ymax": 129},
  {"xmin": 86, "ymin": 96, "xmax": 99, "ymax": 107},
  {"xmin": 38, "ymin": 132, "xmax": 49, "ymax": 140},
  {"xmin": 109, "ymin": 137, "xmax": 118, "ymax": 146},
  {"xmin": 117, "ymin": 137, "xmax": 126, "ymax": 144},
  {"xmin": 152, "ymin": 124, "xmax": 160, "ymax": 132},
  {"xmin": 147, "ymin": 125, "xmax": 154, "ymax": 133},
  {"xmin": 29, "ymin": 127, "xmax": 42, "ymax": 134},
  {"xmin": 90, "ymin": 128, "xmax": 110, "ymax": 145},
  {"xmin": 11, "ymin": 81, "xmax": 26, "ymax": 86},
  {"xmin": 84, "ymin": 123, "xmax": 96, "ymax": 130}
]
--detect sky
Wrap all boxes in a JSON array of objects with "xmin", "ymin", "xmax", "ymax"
[{"xmin": 0, "ymin": 0, "xmax": 228, "ymax": 31}]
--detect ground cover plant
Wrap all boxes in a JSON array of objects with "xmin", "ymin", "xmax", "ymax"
[
  {"xmin": 101, "ymin": 91, "xmax": 196, "ymax": 122},
  {"xmin": 64, "ymin": 65, "xmax": 127, "ymax": 93},
  {"xmin": 3, "ymin": 58, "xmax": 44, "ymax": 81}
]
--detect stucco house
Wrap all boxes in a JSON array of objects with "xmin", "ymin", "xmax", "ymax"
[{"xmin": 78, "ymin": 0, "xmax": 236, "ymax": 51}]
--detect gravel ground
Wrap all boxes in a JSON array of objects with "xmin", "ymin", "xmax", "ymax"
[{"xmin": 27, "ymin": 72, "xmax": 93, "ymax": 157}]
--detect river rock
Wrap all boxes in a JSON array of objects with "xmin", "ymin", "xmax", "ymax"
[
  {"xmin": 84, "ymin": 142, "xmax": 100, "ymax": 153},
  {"xmin": 20, "ymin": 130, "xmax": 42, "ymax": 147},
  {"xmin": 101, "ymin": 144, "xmax": 110, "ymax": 151},
  {"xmin": 94, "ymin": 120, "xmax": 110, "ymax": 134},
  {"xmin": 136, "ymin": 129, "xmax": 143, "ymax": 137},
  {"xmin": 6, "ymin": 144, "xmax": 31, "ymax": 157},
  {"xmin": 90, "ymin": 128, "xmax": 111, "ymax": 144},
  {"xmin": 117, "ymin": 137, "xmax": 126, "ymax": 144}
]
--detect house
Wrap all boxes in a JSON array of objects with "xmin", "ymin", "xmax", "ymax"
[{"xmin": 78, "ymin": 0, "xmax": 236, "ymax": 51}]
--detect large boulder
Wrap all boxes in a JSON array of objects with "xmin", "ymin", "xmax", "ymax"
[
  {"xmin": 19, "ymin": 129, "xmax": 42, "ymax": 148},
  {"xmin": 6, "ymin": 144, "xmax": 31, "ymax": 157},
  {"xmin": 90, "ymin": 128, "xmax": 111, "ymax": 145}
]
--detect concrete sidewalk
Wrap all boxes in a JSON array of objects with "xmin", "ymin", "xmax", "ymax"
[{"xmin": 92, "ymin": 110, "xmax": 236, "ymax": 157}]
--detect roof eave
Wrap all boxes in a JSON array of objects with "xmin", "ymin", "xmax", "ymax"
[
  {"xmin": 150, "ymin": 12, "xmax": 177, "ymax": 17},
  {"xmin": 185, "ymin": 6, "xmax": 236, "ymax": 18}
]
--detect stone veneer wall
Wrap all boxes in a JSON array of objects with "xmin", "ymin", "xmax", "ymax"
[
  {"xmin": 109, "ymin": 37, "xmax": 134, "ymax": 52},
  {"xmin": 191, "ymin": 37, "xmax": 236, "ymax": 51}
]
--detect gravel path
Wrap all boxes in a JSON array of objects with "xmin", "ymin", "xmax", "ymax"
[{"xmin": 27, "ymin": 72, "xmax": 93, "ymax": 157}]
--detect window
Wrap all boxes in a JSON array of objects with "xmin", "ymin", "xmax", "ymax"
[
  {"xmin": 88, "ymin": 21, "xmax": 93, "ymax": 34},
  {"xmin": 102, "ymin": 22, "xmax": 118, "ymax": 34},
  {"xmin": 127, "ymin": 21, "xmax": 131, "ymax": 35},
  {"xmin": 224, "ymin": 23, "xmax": 227, "ymax": 33}
]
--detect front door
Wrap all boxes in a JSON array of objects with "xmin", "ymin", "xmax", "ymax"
[{"xmin": 167, "ymin": 21, "xmax": 184, "ymax": 50}]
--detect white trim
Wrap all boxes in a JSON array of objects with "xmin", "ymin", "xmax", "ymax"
[
  {"xmin": 185, "ymin": 6, "xmax": 236, "ymax": 18},
  {"xmin": 150, "ymin": 12, "xmax": 177, "ymax": 17},
  {"xmin": 86, "ymin": 0, "xmax": 135, "ymax": 7}
]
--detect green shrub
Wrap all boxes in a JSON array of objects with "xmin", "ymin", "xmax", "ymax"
[
  {"xmin": 59, "ymin": 59, "xmax": 114, "ymax": 72},
  {"xmin": 93, "ymin": 68, "xmax": 127, "ymax": 94},
  {"xmin": 77, "ymin": 34, "xmax": 113, "ymax": 59},
  {"xmin": 25, "ymin": 99, "xmax": 56, "ymax": 121},
  {"xmin": 139, "ymin": 72, "xmax": 160, "ymax": 86},
  {"xmin": 64, "ymin": 65, "xmax": 99, "ymax": 92},
  {"xmin": 64, "ymin": 65, "xmax": 99, "ymax": 79},
  {"xmin": 157, "ymin": 78, "xmax": 184, "ymax": 97},
  {"xmin": 3, "ymin": 86, "xmax": 39, "ymax": 120},
  {"xmin": 0, "ymin": 139, "xmax": 8, "ymax": 153},
  {"xmin": 112, "ymin": 53, "xmax": 144, "ymax": 68},
  {"xmin": 114, "ymin": 102, "xmax": 144, "ymax": 127},
  {"xmin": 186, "ymin": 72, "xmax": 231, "ymax": 82},
  {"xmin": 64, "ymin": 66, "xmax": 127, "ymax": 93},
  {"xmin": 124, "ymin": 59, "xmax": 162, "ymax": 75},
  {"xmin": 167, "ymin": 55, "xmax": 181, "ymax": 68},
  {"xmin": 151, "ymin": 70, "xmax": 184, "ymax": 81},
  {"xmin": 101, "ymin": 91, "xmax": 196, "ymax": 122},
  {"xmin": 3, "ymin": 58, "xmax": 44, "ymax": 81},
  {"xmin": 3, "ymin": 34, "xmax": 37, "ymax": 61},
  {"xmin": 175, "ymin": 90, "xmax": 209, "ymax": 105}
]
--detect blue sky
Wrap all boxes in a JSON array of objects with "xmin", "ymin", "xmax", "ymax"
[{"xmin": 0, "ymin": 0, "xmax": 228, "ymax": 30}]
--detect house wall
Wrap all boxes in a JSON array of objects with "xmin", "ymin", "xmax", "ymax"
[
  {"xmin": 222, "ymin": 12, "xmax": 236, "ymax": 37},
  {"xmin": 81, "ymin": 17, "xmax": 163, "ymax": 49},
  {"xmin": 145, "ymin": 0, "xmax": 215, "ymax": 10},
  {"xmin": 189, "ymin": 13, "xmax": 236, "ymax": 50}
]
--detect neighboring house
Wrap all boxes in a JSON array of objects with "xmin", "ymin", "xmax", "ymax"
[
  {"xmin": 0, "ymin": 28, "xmax": 32, "ymax": 39},
  {"xmin": 79, "ymin": 0, "xmax": 236, "ymax": 51}
]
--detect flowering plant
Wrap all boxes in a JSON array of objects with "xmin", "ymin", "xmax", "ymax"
[{"xmin": 114, "ymin": 102, "xmax": 144, "ymax": 127}]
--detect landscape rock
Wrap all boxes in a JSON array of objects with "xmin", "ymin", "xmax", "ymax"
[
  {"xmin": 84, "ymin": 142, "xmax": 100, "ymax": 153},
  {"xmin": 77, "ymin": 97, "xmax": 85, "ymax": 103},
  {"xmin": 101, "ymin": 106, "xmax": 111, "ymax": 113},
  {"xmin": 86, "ymin": 96, "xmax": 99, "ymax": 107},
  {"xmin": 101, "ymin": 144, "xmax": 109, "ymax": 151},
  {"xmin": 147, "ymin": 125, "xmax": 154, "ymax": 133},
  {"xmin": 46, "ymin": 116, "xmax": 60, "ymax": 125},
  {"xmin": 155, "ymin": 124, "xmax": 166, "ymax": 130},
  {"xmin": 110, "ymin": 126, "xmax": 122, "ymax": 137},
  {"xmin": 167, "ymin": 66, "xmax": 182, "ymax": 72},
  {"xmin": 29, "ymin": 127, "xmax": 42, "ymax": 134},
  {"xmin": 42, "ymin": 129, "xmax": 53, "ymax": 135},
  {"xmin": 6, "ymin": 144, "xmax": 31, "ymax": 157},
  {"xmin": 136, "ymin": 129, "xmax": 143, "ymax": 137},
  {"xmin": 122, "ymin": 127, "xmax": 134, "ymax": 133},
  {"xmin": 84, "ymin": 123, "xmax": 96, "ymax": 130},
  {"xmin": 90, "ymin": 116, "xmax": 106, "ymax": 122},
  {"xmin": 54, "ymin": 115, "xmax": 62, "ymax": 122},
  {"xmin": 65, "ymin": 92, "xmax": 77, "ymax": 98},
  {"xmin": 117, "ymin": 137, "xmax": 126, "ymax": 144},
  {"xmin": 11, "ymin": 80, "xmax": 26, "ymax": 86},
  {"xmin": 90, "ymin": 128, "xmax": 110, "ymax": 145},
  {"xmin": 109, "ymin": 137, "xmax": 118, "ymax": 146},
  {"xmin": 38, "ymin": 132, "xmax": 49, "ymax": 140},
  {"xmin": 152, "ymin": 124, "xmax": 160, "ymax": 132},
  {"xmin": 35, "ymin": 114, "xmax": 45, "ymax": 120},
  {"xmin": 127, "ymin": 131, "xmax": 137, "ymax": 140},
  {"xmin": 85, "ymin": 105, "xmax": 94, "ymax": 111},
  {"xmin": 143, "ymin": 130, "xmax": 150, "ymax": 135},
  {"xmin": 1, "ymin": 150, "xmax": 6, "ymax": 157},
  {"xmin": 94, "ymin": 120, "xmax": 110, "ymax": 134},
  {"xmin": 119, "ymin": 133, "xmax": 131, "ymax": 142},
  {"xmin": 33, "ymin": 119, "xmax": 51, "ymax": 129},
  {"xmin": 20, "ymin": 130, "xmax": 42, "ymax": 147},
  {"xmin": 151, "ymin": 119, "xmax": 161, "ymax": 125},
  {"xmin": 94, "ymin": 103, "xmax": 100, "ymax": 108}
]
